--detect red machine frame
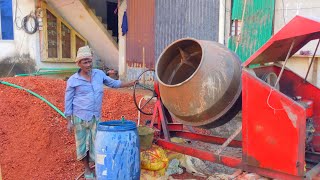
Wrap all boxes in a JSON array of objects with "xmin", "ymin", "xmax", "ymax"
[{"xmin": 149, "ymin": 16, "xmax": 320, "ymax": 179}]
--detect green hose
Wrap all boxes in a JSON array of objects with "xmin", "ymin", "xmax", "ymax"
[
  {"xmin": 0, "ymin": 80, "xmax": 66, "ymax": 118},
  {"xmin": 15, "ymin": 71, "xmax": 75, "ymax": 77}
]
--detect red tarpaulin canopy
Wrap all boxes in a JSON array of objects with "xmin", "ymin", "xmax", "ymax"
[{"xmin": 243, "ymin": 16, "xmax": 320, "ymax": 67}]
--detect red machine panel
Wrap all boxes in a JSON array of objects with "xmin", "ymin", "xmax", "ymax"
[
  {"xmin": 242, "ymin": 69, "xmax": 307, "ymax": 176},
  {"xmin": 279, "ymin": 69, "xmax": 320, "ymax": 152}
]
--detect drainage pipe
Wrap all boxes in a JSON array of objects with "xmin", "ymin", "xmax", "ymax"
[{"xmin": 0, "ymin": 80, "xmax": 66, "ymax": 118}]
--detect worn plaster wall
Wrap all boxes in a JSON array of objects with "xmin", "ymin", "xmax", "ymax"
[
  {"xmin": 274, "ymin": 0, "xmax": 320, "ymax": 54},
  {"xmin": 274, "ymin": 0, "xmax": 320, "ymax": 87},
  {"xmin": 0, "ymin": 0, "xmax": 84, "ymax": 78},
  {"xmin": 285, "ymin": 57, "xmax": 320, "ymax": 87},
  {"xmin": 0, "ymin": 0, "xmax": 38, "ymax": 77}
]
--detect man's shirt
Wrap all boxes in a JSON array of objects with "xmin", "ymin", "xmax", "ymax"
[{"xmin": 64, "ymin": 69, "xmax": 121, "ymax": 121}]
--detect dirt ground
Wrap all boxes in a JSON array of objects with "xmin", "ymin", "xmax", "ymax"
[
  {"xmin": 0, "ymin": 76, "xmax": 153, "ymax": 179},
  {"xmin": 1, "ymin": 76, "xmax": 287, "ymax": 180},
  {"xmin": 0, "ymin": 76, "xmax": 204, "ymax": 180}
]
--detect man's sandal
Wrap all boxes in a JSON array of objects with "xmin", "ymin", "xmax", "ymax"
[{"xmin": 84, "ymin": 172, "xmax": 95, "ymax": 180}]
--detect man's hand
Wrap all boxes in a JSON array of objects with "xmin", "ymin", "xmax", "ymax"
[
  {"xmin": 66, "ymin": 116, "xmax": 74, "ymax": 134},
  {"xmin": 130, "ymin": 80, "xmax": 139, "ymax": 86},
  {"xmin": 120, "ymin": 80, "xmax": 139, "ymax": 88}
]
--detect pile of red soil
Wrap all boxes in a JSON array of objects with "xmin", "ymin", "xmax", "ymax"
[{"xmin": 0, "ymin": 76, "xmax": 152, "ymax": 179}]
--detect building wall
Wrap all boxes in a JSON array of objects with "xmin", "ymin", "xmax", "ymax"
[
  {"xmin": 274, "ymin": 0, "xmax": 320, "ymax": 87},
  {"xmin": 224, "ymin": 0, "xmax": 232, "ymax": 45},
  {"xmin": 284, "ymin": 56, "xmax": 320, "ymax": 87},
  {"xmin": 0, "ymin": 0, "xmax": 96, "ymax": 77},
  {"xmin": 47, "ymin": 0, "xmax": 119, "ymax": 70},
  {"xmin": 274, "ymin": 0, "xmax": 320, "ymax": 55},
  {"xmin": 228, "ymin": 0, "xmax": 275, "ymax": 62},
  {"xmin": 118, "ymin": 0, "xmax": 126, "ymax": 79},
  {"xmin": 0, "ymin": 0, "xmax": 39, "ymax": 77},
  {"xmin": 155, "ymin": 0, "xmax": 220, "ymax": 61},
  {"xmin": 119, "ymin": 0, "xmax": 155, "ymax": 82},
  {"xmin": 119, "ymin": 0, "xmax": 225, "ymax": 81}
]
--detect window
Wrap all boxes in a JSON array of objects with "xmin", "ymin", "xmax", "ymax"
[
  {"xmin": 41, "ymin": 2, "xmax": 87, "ymax": 62},
  {"xmin": 0, "ymin": 0, "xmax": 14, "ymax": 40}
]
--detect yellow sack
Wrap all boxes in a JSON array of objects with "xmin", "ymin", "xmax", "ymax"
[{"xmin": 141, "ymin": 145, "xmax": 169, "ymax": 171}]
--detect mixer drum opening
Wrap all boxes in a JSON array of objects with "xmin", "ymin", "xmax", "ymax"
[
  {"xmin": 157, "ymin": 39, "xmax": 202, "ymax": 85},
  {"xmin": 156, "ymin": 38, "xmax": 242, "ymax": 128}
]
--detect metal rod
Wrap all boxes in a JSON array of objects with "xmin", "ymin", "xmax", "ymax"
[
  {"xmin": 274, "ymin": 40, "xmax": 295, "ymax": 88},
  {"xmin": 216, "ymin": 125, "xmax": 242, "ymax": 155},
  {"xmin": 158, "ymin": 101, "xmax": 170, "ymax": 141},
  {"xmin": 304, "ymin": 39, "xmax": 320, "ymax": 82},
  {"xmin": 157, "ymin": 139, "xmax": 242, "ymax": 168},
  {"xmin": 173, "ymin": 131, "xmax": 242, "ymax": 147}
]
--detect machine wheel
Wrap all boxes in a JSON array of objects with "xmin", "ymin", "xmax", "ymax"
[{"xmin": 133, "ymin": 69, "xmax": 156, "ymax": 115}]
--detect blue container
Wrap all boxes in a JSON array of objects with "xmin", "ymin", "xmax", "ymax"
[{"xmin": 95, "ymin": 120, "xmax": 140, "ymax": 180}]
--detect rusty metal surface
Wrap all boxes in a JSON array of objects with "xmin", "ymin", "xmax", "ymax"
[
  {"xmin": 126, "ymin": 0, "xmax": 155, "ymax": 69},
  {"xmin": 156, "ymin": 139, "xmax": 242, "ymax": 168},
  {"xmin": 252, "ymin": 65, "xmax": 320, "ymax": 153},
  {"xmin": 155, "ymin": 38, "xmax": 242, "ymax": 128},
  {"xmin": 172, "ymin": 131, "xmax": 242, "ymax": 148}
]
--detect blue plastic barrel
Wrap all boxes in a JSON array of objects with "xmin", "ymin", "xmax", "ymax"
[{"xmin": 95, "ymin": 120, "xmax": 140, "ymax": 180}]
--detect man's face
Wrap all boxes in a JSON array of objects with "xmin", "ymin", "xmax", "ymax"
[{"xmin": 78, "ymin": 58, "xmax": 93, "ymax": 74}]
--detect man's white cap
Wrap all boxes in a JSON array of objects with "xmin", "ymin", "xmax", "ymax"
[{"xmin": 75, "ymin": 45, "xmax": 92, "ymax": 63}]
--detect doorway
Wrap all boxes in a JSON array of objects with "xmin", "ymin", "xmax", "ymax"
[{"xmin": 106, "ymin": 1, "xmax": 118, "ymax": 42}]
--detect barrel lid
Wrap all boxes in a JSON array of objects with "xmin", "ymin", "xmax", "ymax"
[
  {"xmin": 98, "ymin": 120, "xmax": 137, "ymax": 131},
  {"xmin": 243, "ymin": 16, "xmax": 320, "ymax": 67}
]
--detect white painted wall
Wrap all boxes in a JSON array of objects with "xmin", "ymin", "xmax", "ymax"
[
  {"xmin": 285, "ymin": 57, "xmax": 320, "ymax": 87},
  {"xmin": 0, "ymin": 0, "xmax": 87, "ymax": 76},
  {"xmin": 0, "ymin": 0, "xmax": 39, "ymax": 66},
  {"xmin": 118, "ymin": 0, "xmax": 127, "ymax": 79},
  {"xmin": 219, "ymin": 0, "xmax": 226, "ymax": 44},
  {"xmin": 274, "ymin": 0, "xmax": 320, "ymax": 55},
  {"xmin": 224, "ymin": 0, "xmax": 232, "ymax": 45},
  {"xmin": 274, "ymin": 0, "xmax": 320, "ymax": 87}
]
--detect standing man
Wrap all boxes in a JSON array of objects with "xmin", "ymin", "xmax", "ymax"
[{"xmin": 64, "ymin": 46, "xmax": 136, "ymax": 179}]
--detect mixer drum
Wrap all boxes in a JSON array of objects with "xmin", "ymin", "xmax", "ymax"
[{"xmin": 155, "ymin": 38, "xmax": 242, "ymax": 128}]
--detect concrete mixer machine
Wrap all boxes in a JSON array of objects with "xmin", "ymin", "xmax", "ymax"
[{"xmin": 133, "ymin": 16, "xmax": 320, "ymax": 179}]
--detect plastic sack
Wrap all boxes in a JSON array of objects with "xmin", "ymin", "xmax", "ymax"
[
  {"xmin": 140, "ymin": 169, "xmax": 168, "ymax": 180},
  {"xmin": 165, "ymin": 159, "xmax": 183, "ymax": 176},
  {"xmin": 141, "ymin": 145, "xmax": 169, "ymax": 171}
]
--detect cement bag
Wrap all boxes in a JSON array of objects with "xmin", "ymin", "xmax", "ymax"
[{"xmin": 141, "ymin": 145, "xmax": 169, "ymax": 171}]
